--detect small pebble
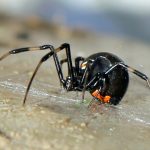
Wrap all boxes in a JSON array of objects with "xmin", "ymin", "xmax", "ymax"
[
  {"xmin": 80, "ymin": 122, "xmax": 87, "ymax": 128},
  {"xmin": 40, "ymin": 110, "xmax": 45, "ymax": 114},
  {"xmin": 13, "ymin": 71, "xmax": 19, "ymax": 74}
]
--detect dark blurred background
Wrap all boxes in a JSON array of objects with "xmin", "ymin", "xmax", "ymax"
[{"xmin": 0, "ymin": 0, "xmax": 150, "ymax": 43}]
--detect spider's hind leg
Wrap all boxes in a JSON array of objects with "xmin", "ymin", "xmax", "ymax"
[
  {"xmin": 105, "ymin": 63, "xmax": 150, "ymax": 89},
  {"xmin": 125, "ymin": 65, "xmax": 150, "ymax": 88}
]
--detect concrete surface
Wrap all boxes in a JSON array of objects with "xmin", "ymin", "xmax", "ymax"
[{"xmin": 0, "ymin": 20, "xmax": 150, "ymax": 150}]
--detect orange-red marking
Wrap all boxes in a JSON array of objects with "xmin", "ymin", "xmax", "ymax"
[{"xmin": 92, "ymin": 90, "xmax": 111, "ymax": 103}]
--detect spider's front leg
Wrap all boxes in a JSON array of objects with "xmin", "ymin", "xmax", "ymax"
[
  {"xmin": 0, "ymin": 45, "xmax": 54, "ymax": 61},
  {"xmin": 0, "ymin": 43, "xmax": 84, "ymax": 104},
  {"xmin": 0, "ymin": 43, "xmax": 73, "ymax": 104},
  {"xmin": 53, "ymin": 43, "xmax": 78, "ymax": 91}
]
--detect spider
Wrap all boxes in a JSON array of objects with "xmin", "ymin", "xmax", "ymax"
[{"xmin": 0, "ymin": 43, "xmax": 150, "ymax": 105}]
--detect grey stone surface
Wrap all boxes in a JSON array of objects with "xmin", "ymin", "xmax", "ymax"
[{"xmin": 0, "ymin": 20, "xmax": 150, "ymax": 150}]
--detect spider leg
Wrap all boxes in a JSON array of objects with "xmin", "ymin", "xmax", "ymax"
[
  {"xmin": 81, "ymin": 68, "xmax": 89, "ymax": 102},
  {"xmin": 81, "ymin": 59, "xmax": 98, "ymax": 102},
  {"xmin": 53, "ymin": 58, "xmax": 67, "ymax": 87},
  {"xmin": 0, "ymin": 45, "xmax": 55, "ymax": 61},
  {"xmin": 1, "ymin": 43, "xmax": 85, "ymax": 104},
  {"xmin": 125, "ymin": 65, "xmax": 150, "ymax": 89},
  {"xmin": 23, "ymin": 51, "xmax": 54, "ymax": 105},
  {"xmin": 60, "ymin": 56, "xmax": 85, "ymax": 79},
  {"xmin": 58, "ymin": 43, "xmax": 74, "ymax": 80},
  {"xmin": 51, "ymin": 43, "xmax": 75, "ymax": 88},
  {"xmin": 0, "ymin": 44, "xmax": 69, "ymax": 104},
  {"xmin": 81, "ymin": 58, "xmax": 103, "ymax": 102},
  {"xmin": 88, "ymin": 87, "xmax": 103, "ymax": 108},
  {"xmin": 105, "ymin": 63, "xmax": 150, "ymax": 89},
  {"xmin": 0, "ymin": 43, "xmax": 75, "ymax": 89},
  {"xmin": 60, "ymin": 57, "xmax": 81, "ymax": 77},
  {"xmin": 88, "ymin": 97, "xmax": 96, "ymax": 108},
  {"xmin": 60, "ymin": 58, "xmax": 68, "ymax": 67},
  {"xmin": 75, "ymin": 56, "xmax": 85, "ymax": 76}
]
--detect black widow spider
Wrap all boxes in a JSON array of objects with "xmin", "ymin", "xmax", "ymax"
[{"xmin": 0, "ymin": 43, "xmax": 150, "ymax": 106}]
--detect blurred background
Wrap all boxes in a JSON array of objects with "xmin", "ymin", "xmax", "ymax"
[{"xmin": 0, "ymin": 0, "xmax": 150, "ymax": 43}]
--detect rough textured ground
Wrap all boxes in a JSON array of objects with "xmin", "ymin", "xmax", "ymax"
[{"xmin": 0, "ymin": 18, "xmax": 150, "ymax": 150}]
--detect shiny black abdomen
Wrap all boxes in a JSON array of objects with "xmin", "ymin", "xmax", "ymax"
[{"xmin": 84, "ymin": 52, "xmax": 129, "ymax": 105}]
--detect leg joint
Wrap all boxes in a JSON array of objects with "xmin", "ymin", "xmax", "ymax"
[
  {"xmin": 40, "ymin": 45, "xmax": 54, "ymax": 50},
  {"xmin": 60, "ymin": 43, "xmax": 70, "ymax": 49}
]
